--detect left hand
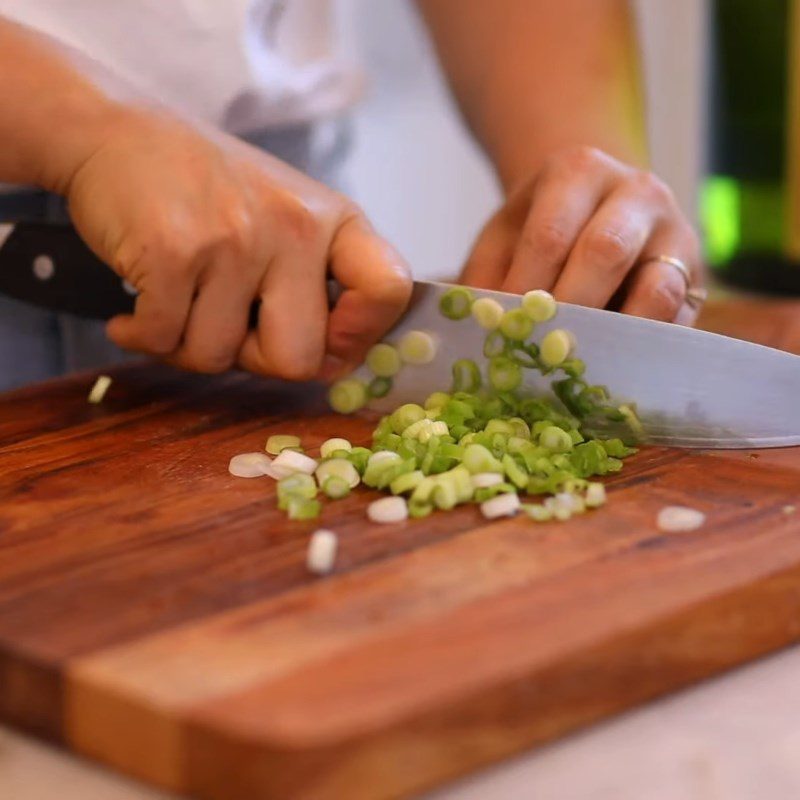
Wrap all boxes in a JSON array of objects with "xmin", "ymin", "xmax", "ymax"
[{"xmin": 460, "ymin": 146, "xmax": 704, "ymax": 325}]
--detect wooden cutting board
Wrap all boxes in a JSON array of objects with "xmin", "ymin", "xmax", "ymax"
[{"xmin": 1, "ymin": 363, "xmax": 799, "ymax": 800}]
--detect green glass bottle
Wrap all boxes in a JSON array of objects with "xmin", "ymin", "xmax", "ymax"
[{"xmin": 702, "ymin": 0, "xmax": 800, "ymax": 294}]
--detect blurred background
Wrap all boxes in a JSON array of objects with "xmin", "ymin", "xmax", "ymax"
[{"xmin": 337, "ymin": 0, "xmax": 706, "ymax": 279}]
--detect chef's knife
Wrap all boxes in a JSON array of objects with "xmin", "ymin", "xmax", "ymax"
[{"xmin": 2, "ymin": 222, "xmax": 799, "ymax": 449}]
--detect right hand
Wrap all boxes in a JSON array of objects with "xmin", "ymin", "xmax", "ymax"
[{"xmin": 63, "ymin": 107, "xmax": 412, "ymax": 380}]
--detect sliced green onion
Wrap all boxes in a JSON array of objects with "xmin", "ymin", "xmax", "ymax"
[
  {"xmin": 432, "ymin": 480, "xmax": 458, "ymax": 510},
  {"xmin": 316, "ymin": 458, "xmax": 360, "ymax": 489},
  {"xmin": 425, "ymin": 391, "xmax": 450, "ymax": 410},
  {"xmin": 398, "ymin": 330, "xmax": 438, "ymax": 365},
  {"xmin": 522, "ymin": 289, "xmax": 557, "ymax": 322},
  {"xmin": 462, "ymin": 443, "xmax": 503, "ymax": 474},
  {"xmin": 471, "ymin": 297, "xmax": 505, "ymax": 330},
  {"xmin": 488, "ymin": 356, "xmax": 522, "ymax": 392},
  {"xmin": 451, "ymin": 358, "xmax": 482, "ymax": 393},
  {"xmin": 483, "ymin": 331, "xmax": 507, "ymax": 358},
  {"xmin": 328, "ymin": 378, "xmax": 367, "ymax": 414},
  {"xmin": 502, "ymin": 454, "xmax": 529, "ymax": 489},
  {"xmin": 585, "ymin": 482, "xmax": 607, "ymax": 508},
  {"xmin": 346, "ymin": 447, "xmax": 372, "ymax": 475},
  {"xmin": 287, "ymin": 497, "xmax": 321, "ymax": 520},
  {"xmin": 88, "ymin": 375, "xmax": 113, "ymax": 404},
  {"xmin": 439, "ymin": 286, "xmax": 475, "ymax": 320},
  {"xmin": 271, "ymin": 449, "xmax": 318, "ymax": 478},
  {"xmin": 539, "ymin": 426, "xmax": 574, "ymax": 453},
  {"xmin": 229, "ymin": 452, "xmax": 273, "ymax": 478},
  {"xmin": 540, "ymin": 329, "xmax": 574, "ymax": 368},
  {"xmin": 390, "ymin": 403, "xmax": 426, "ymax": 434},
  {"xmin": 367, "ymin": 496, "xmax": 408, "ymax": 523},
  {"xmin": 366, "ymin": 343, "xmax": 402, "ymax": 377},
  {"xmin": 522, "ymin": 503, "xmax": 553, "ymax": 522},
  {"xmin": 266, "ymin": 434, "xmax": 301, "ymax": 455},
  {"xmin": 390, "ymin": 470, "xmax": 425, "ymax": 495},
  {"xmin": 410, "ymin": 475, "xmax": 437, "ymax": 504},
  {"xmin": 485, "ymin": 419, "xmax": 515, "ymax": 436},
  {"xmin": 409, "ymin": 499, "xmax": 434, "ymax": 518},
  {"xmin": 474, "ymin": 482, "xmax": 516, "ymax": 502},
  {"xmin": 499, "ymin": 308, "xmax": 535, "ymax": 341},
  {"xmin": 472, "ymin": 472, "xmax": 504, "ymax": 489},
  {"xmin": 320, "ymin": 438, "xmax": 352, "ymax": 459},
  {"xmin": 480, "ymin": 492, "xmax": 520, "ymax": 519},
  {"xmin": 322, "ymin": 475, "xmax": 351, "ymax": 499},
  {"xmin": 368, "ymin": 377, "xmax": 393, "ymax": 399}
]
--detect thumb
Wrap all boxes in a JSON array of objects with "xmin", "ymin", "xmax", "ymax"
[{"xmin": 326, "ymin": 211, "xmax": 412, "ymax": 365}]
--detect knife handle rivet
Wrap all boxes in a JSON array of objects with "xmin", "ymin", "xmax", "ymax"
[
  {"xmin": 32, "ymin": 254, "xmax": 55, "ymax": 282},
  {"xmin": 122, "ymin": 280, "xmax": 139, "ymax": 297}
]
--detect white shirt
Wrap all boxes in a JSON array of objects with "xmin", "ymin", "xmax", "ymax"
[{"xmin": 0, "ymin": 0, "xmax": 363, "ymax": 134}]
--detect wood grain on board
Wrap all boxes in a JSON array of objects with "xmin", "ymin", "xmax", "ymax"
[{"xmin": 0, "ymin": 356, "xmax": 798, "ymax": 799}]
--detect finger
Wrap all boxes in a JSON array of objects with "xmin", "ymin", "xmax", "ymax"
[
  {"xmin": 502, "ymin": 158, "xmax": 619, "ymax": 294},
  {"xmin": 460, "ymin": 208, "xmax": 518, "ymax": 289},
  {"xmin": 168, "ymin": 263, "xmax": 256, "ymax": 373},
  {"xmin": 622, "ymin": 226, "xmax": 703, "ymax": 325},
  {"xmin": 325, "ymin": 212, "xmax": 412, "ymax": 366},
  {"xmin": 106, "ymin": 257, "xmax": 194, "ymax": 356},
  {"xmin": 238, "ymin": 248, "xmax": 328, "ymax": 381},
  {"xmin": 552, "ymin": 182, "xmax": 661, "ymax": 308}
]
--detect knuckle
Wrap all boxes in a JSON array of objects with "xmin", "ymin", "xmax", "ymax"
[
  {"xmin": 629, "ymin": 170, "xmax": 674, "ymax": 205},
  {"xmin": 276, "ymin": 194, "xmax": 321, "ymax": 247},
  {"xmin": 585, "ymin": 227, "xmax": 632, "ymax": 269},
  {"xmin": 526, "ymin": 220, "xmax": 573, "ymax": 261},
  {"xmin": 214, "ymin": 205, "xmax": 257, "ymax": 258},
  {"xmin": 554, "ymin": 145, "xmax": 606, "ymax": 174}
]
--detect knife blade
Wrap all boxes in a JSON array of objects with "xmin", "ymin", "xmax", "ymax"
[
  {"xmin": 2, "ymin": 223, "xmax": 799, "ymax": 449},
  {"xmin": 363, "ymin": 281, "xmax": 800, "ymax": 449}
]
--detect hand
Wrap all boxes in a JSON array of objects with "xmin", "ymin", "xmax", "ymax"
[
  {"xmin": 461, "ymin": 146, "xmax": 704, "ymax": 324},
  {"xmin": 64, "ymin": 108, "xmax": 411, "ymax": 380}
]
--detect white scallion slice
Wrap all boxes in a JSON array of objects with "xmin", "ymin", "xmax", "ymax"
[
  {"xmin": 271, "ymin": 449, "xmax": 318, "ymax": 478},
  {"xmin": 398, "ymin": 330, "xmax": 438, "ymax": 365},
  {"xmin": 471, "ymin": 297, "xmax": 505, "ymax": 330},
  {"xmin": 228, "ymin": 452, "xmax": 273, "ymax": 478},
  {"xmin": 367, "ymin": 496, "xmax": 409, "ymax": 523},
  {"xmin": 540, "ymin": 329, "xmax": 574, "ymax": 368},
  {"xmin": 266, "ymin": 434, "xmax": 301, "ymax": 455},
  {"xmin": 307, "ymin": 529, "xmax": 338, "ymax": 575},
  {"xmin": 430, "ymin": 420, "xmax": 449, "ymax": 436},
  {"xmin": 316, "ymin": 458, "xmax": 360, "ymax": 489},
  {"xmin": 88, "ymin": 375, "xmax": 113, "ymax": 404},
  {"xmin": 472, "ymin": 472, "xmax": 504, "ymax": 489},
  {"xmin": 480, "ymin": 492, "xmax": 520, "ymax": 519},
  {"xmin": 656, "ymin": 506, "xmax": 706, "ymax": 533},
  {"xmin": 320, "ymin": 438, "xmax": 352, "ymax": 458},
  {"xmin": 366, "ymin": 343, "xmax": 402, "ymax": 377},
  {"xmin": 522, "ymin": 289, "xmax": 557, "ymax": 322},
  {"xmin": 585, "ymin": 482, "xmax": 607, "ymax": 508}
]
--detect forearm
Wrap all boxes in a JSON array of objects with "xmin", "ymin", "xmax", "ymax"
[
  {"xmin": 0, "ymin": 16, "xmax": 133, "ymax": 194},
  {"xmin": 416, "ymin": 0, "xmax": 648, "ymax": 193}
]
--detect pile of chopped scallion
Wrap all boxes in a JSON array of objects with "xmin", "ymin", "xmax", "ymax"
[{"xmin": 229, "ymin": 287, "xmax": 641, "ymax": 525}]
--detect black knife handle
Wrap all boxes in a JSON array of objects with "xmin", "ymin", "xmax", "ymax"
[
  {"xmin": 0, "ymin": 222, "xmax": 136, "ymax": 320},
  {"xmin": 0, "ymin": 222, "xmax": 343, "ymax": 323}
]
